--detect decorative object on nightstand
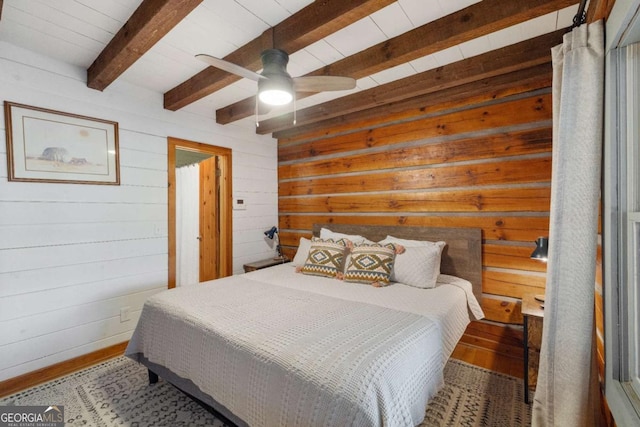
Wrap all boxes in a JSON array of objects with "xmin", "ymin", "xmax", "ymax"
[
  {"xmin": 243, "ymin": 257, "xmax": 290, "ymax": 273},
  {"xmin": 522, "ymin": 292, "xmax": 545, "ymax": 404},
  {"xmin": 264, "ymin": 225, "xmax": 286, "ymax": 261},
  {"xmin": 530, "ymin": 237, "xmax": 548, "ymax": 306}
]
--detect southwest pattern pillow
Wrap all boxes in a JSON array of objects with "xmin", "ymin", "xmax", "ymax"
[
  {"xmin": 300, "ymin": 237, "xmax": 349, "ymax": 278},
  {"xmin": 343, "ymin": 243, "xmax": 400, "ymax": 287}
]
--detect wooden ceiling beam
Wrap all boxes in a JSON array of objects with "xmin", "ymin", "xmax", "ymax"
[
  {"xmin": 163, "ymin": 0, "xmax": 395, "ymax": 111},
  {"xmin": 217, "ymin": 0, "xmax": 578, "ymax": 125},
  {"xmin": 274, "ymin": 63, "xmax": 553, "ymax": 142},
  {"xmin": 256, "ymin": 29, "xmax": 566, "ymax": 135},
  {"xmin": 87, "ymin": 0, "xmax": 203, "ymax": 91}
]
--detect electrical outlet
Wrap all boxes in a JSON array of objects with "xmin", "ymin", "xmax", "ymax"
[{"xmin": 120, "ymin": 306, "xmax": 131, "ymax": 322}]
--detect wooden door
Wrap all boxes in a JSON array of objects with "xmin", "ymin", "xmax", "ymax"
[
  {"xmin": 199, "ymin": 156, "xmax": 219, "ymax": 281},
  {"xmin": 168, "ymin": 137, "xmax": 233, "ymax": 289}
]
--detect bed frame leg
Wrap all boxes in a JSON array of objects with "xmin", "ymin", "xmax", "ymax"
[{"xmin": 148, "ymin": 369, "xmax": 159, "ymax": 384}]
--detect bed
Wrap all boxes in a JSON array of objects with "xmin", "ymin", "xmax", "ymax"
[{"xmin": 125, "ymin": 224, "xmax": 484, "ymax": 427}]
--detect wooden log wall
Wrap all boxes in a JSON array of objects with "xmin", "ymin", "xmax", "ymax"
[
  {"xmin": 272, "ymin": 2, "xmax": 613, "ymax": 418},
  {"xmin": 275, "ymin": 64, "xmax": 553, "ymax": 363}
]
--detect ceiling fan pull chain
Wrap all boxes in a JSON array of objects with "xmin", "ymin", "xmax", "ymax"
[
  {"xmin": 293, "ymin": 92, "xmax": 297, "ymax": 125},
  {"xmin": 255, "ymin": 93, "xmax": 259, "ymax": 128}
]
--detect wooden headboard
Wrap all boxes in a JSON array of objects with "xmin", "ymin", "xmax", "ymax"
[{"xmin": 312, "ymin": 223, "xmax": 482, "ymax": 302}]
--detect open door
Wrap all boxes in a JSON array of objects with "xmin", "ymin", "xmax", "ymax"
[
  {"xmin": 199, "ymin": 156, "xmax": 220, "ymax": 282},
  {"xmin": 168, "ymin": 137, "xmax": 232, "ymax": 288}
]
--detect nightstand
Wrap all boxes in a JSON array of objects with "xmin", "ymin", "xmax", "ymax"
[
  {"xmin": 522, "ymin": 292, "xmax": 545, "ymax": 404},
  {"xmin": 243, "ymin": 257, "xmax": 290, "ymax": 273}
]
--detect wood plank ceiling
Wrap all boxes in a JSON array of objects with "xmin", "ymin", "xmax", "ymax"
[{"xmin": 0, "ymin": 0, "xmax": 614, "ymax": 135}]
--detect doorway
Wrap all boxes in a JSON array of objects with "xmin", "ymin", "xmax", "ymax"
[{"xmin": 167, "ymin": 137, "xmax": 232, "ymax": 288}]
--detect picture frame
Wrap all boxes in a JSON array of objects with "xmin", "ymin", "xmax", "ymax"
[{"xmin": 4, "ymin": 101, "xmax": 120, "ymax": 185}]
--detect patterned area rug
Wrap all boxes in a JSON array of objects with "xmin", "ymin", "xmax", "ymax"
[
  {"xmin": 422, "ymin": 360, "xmax": 531, "ymax": 426},
  {"xmin": 1, "ymin": 357, "xmax": 531, "ymax": 426}
]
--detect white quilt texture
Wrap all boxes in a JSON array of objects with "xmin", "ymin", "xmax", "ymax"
[{"xmin": 126, "ymin": 265, "xmax": 483, "ymax": 427}]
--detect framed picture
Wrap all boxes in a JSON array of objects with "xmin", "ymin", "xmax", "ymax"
[{"xmin": 4, "ymin": 101, "xmax": 120, "ymax": 185}]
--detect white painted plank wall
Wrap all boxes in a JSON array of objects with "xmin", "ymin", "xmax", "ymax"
[{"xmin": 0, "ymin": 42, "xmax": 278, "ymax": 382}]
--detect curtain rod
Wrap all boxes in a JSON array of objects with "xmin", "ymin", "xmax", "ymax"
[{"xmin": 571, "ymin": 0, "xmax": 588, "ymax": 29}]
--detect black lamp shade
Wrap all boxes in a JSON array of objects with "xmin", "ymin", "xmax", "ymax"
[
  {"xmin": 531, "ymin": 237, "xmax": 549, "ymax": 261},
  {"xmin": 264, "ymin": 226, "xmax": 278, "ymax": 240},
  {"xmin": 264, "ymin": 226, "xmax": 284, "ymax": 260}
]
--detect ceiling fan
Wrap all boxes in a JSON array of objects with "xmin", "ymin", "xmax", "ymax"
[{"xmin": 196, "ymin": 49, "xmax": 356, "ymax": 109}]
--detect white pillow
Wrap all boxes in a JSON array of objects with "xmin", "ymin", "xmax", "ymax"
[
  {"xmin": 382, "ymin": 235, "xmax": 445, "ymax": 248},
  {"xmin": 380, "ymin": 236, "xmax": 446, "ymax": 289},
  {"xmin": 292, "ymin": 237, "xmax": 312, "ymax": 266},
  {"xmin": 319, "ymin": 227, "xmax": 372, "ymax": 245}
]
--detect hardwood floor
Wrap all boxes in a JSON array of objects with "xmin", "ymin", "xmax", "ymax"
[
  {"xmin": 451, "ymin": 321, "xmax": 525, "ymax": 379},
  {"xmin": 452, "ymin": 341, "xmax": 524, "ymax": 378}
]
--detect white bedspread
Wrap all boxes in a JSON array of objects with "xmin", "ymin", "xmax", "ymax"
[
  {"xmin": 126, "ymin": 266, "xmax": 483, "ymax": 427},
  {"xmin": 245, "ymin": 265, "xmax": 484, "ymax": 361}
]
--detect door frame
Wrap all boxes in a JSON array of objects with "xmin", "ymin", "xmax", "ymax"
[{"xmin": 168, "ymin": 137, "xmax": 233, "ymax": 288}]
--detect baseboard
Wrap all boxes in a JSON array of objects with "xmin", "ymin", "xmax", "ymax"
[{"xmin": 0, "ymin": 341, "xmax": 128, "ymax": 398}]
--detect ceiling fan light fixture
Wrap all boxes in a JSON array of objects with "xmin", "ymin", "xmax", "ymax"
[
  {"xmin": 258, "ymin": 86, "xmax": 293, "ymax": 105},
  {"xmin": 257, "ymin": 53, "xmax": 294, "ymax": 106},
  {"xmin": 196, "ymin": 47, "xmax": 355, "ymax": 113}
]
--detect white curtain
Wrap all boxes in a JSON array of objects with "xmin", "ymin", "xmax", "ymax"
[
  {"xmin": 532, "ymin": 21, "xmax": 604, "ymax": 426},
  {"xmin": 176, "ymin": 163, "xmax": 200, "ymax": 287}
]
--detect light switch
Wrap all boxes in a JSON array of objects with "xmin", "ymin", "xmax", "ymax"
[{"xmin": 233, "ymin": 198, "xmax": 246, "ymax": 210}]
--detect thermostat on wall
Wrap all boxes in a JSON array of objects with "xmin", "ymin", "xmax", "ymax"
[{"xmin": 233, "ymin": 198, "xmax": 246, "ymax": 210}]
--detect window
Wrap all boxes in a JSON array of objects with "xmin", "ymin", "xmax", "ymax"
[
  {"xmin": 623, "ymin": 42, "xmax": 640, "ymax": 403},
  {"xmin": 628, "ymin": 216, "xmax": 640, "ymax": 398},
  {"xmin": 604, "ymin": 1, "xmax": 640, "ymax": 423}
]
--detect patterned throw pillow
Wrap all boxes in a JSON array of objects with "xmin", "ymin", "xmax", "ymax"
[
  {"xmin": 343, "ymin": 243, "xmax": 398, "ymax": 287},
  {"xmin": 300, "ymin": 237, "xmax": 349, "ymax": 278},
  {"xmin": 319, "ymin": 227, "xmax": 372, "ymax": 245}
]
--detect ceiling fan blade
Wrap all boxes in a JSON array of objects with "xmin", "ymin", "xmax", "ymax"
[
  {"xmin": 196, "ymin": 54, "xmax": 264, "ymax": 82},
  {"xmin": 293, "ymin": 76, "xmax": 356, "ymax": 93}
]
